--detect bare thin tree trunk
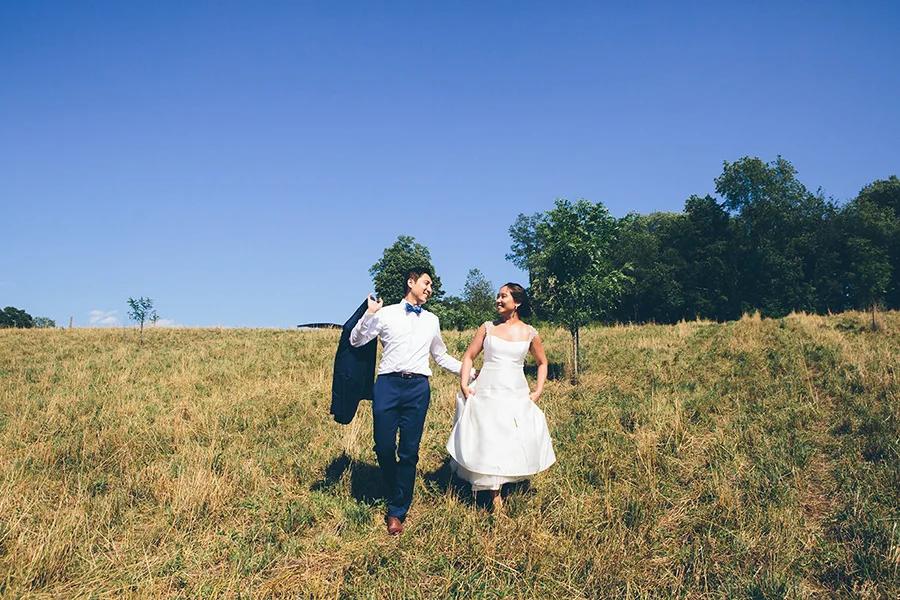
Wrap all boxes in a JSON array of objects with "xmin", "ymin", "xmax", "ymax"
[
  {"xmin": 140, "ymin": 321, "xmax": 144, "ymax": 345},
  {"xmin": 571, "ymin": 326, "xmax": 580, "ymax": 383}
]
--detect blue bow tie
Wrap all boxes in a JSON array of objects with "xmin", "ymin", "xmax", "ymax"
[{"xmin": 405, "ymin": 303, "xmax": 422, "ymax": 315}]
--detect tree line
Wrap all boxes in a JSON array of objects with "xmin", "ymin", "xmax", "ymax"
[
  {"xmin": 1, "ymin": 297, "xmax": 157, "ymax": 336},
  {"xmin": 375, "ymin": 156, "xmax": 898, "ymax": 327},
  {"xmin": 607, "ymin": 157, "xmax": 899, "ymax": 325},
  {"xmin": 370, "ymin": 156, "xmax": 898, "ymax": 376},
  {"xmin": 0, "ymin": 307, "xmax": 55, "ymax": 329}
]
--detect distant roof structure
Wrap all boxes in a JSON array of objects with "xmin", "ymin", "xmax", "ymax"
[{"xmin": 297, "ymin": 322, "xmax": 342, "ymax": 330}]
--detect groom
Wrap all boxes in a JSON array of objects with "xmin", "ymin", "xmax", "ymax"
[{"xmin": 350, "ymin": 266, "xmax": 469, "ymax": 535}]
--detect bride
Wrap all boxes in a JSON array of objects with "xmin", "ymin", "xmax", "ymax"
[{"xmin": 446, "ymin": 283, "xmax": 556, "ymax": 509}]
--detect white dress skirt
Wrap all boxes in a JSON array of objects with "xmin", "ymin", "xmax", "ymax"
[{"xmin": 446, "ymin": 323, "xmax": 556, "ymax": 491}]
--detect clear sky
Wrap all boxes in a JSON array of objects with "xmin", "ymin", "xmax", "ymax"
[{"xmin": 3, "ymin": 1, "xmax": 898, "ymax": 328}]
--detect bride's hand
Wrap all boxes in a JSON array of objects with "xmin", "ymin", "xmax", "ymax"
[{"xmin": 529, "ymin": 391, "xmax": 540, "ymax": 403}]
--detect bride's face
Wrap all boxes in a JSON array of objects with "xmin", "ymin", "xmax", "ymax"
[{"xmin": 496, "ymin": 286, "xmax": 518, "ymax": 318}]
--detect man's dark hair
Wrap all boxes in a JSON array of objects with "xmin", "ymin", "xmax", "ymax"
[{"xmin": 405, "ymin": 266, "xmax": 432, "ymax": 295}]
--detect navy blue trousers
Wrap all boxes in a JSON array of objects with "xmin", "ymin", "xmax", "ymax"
[{"xmin": 372, "ymin": 375, "xmax": 430, "ymax": 520}]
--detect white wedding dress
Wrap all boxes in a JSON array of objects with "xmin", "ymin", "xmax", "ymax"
[{"xmin": 446, "ymin": 322, "xmax": 556, "ymax": 491}]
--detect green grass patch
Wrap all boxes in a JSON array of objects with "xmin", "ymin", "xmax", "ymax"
[{"xmin": 0, "ymin": 312, "xmax": 898, "ymax": 597}]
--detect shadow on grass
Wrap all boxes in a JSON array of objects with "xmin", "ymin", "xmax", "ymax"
[
  {"xmin": 313, "ymin": 454, "xmax": 537, "ymax": 512},
  {"xmin": 524, "ymin": 361, "xmax": 566, "ymax": 381},
  {"xmin": 310, "ymin": 452, "xmax": 386, "ymax": 506},
  {"xmin": 423, "ymin": 457, "xmax": 534, "ymax": 510}
]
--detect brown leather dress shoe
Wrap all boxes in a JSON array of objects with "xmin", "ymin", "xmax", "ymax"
[{"xmin": 386, "ymin": 516, "xmax": 404, "ymax": 536}]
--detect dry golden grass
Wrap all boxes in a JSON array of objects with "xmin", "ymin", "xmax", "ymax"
[{"xmin": 1, "ymin": 311, "xmax": 898, "ymax": 598}]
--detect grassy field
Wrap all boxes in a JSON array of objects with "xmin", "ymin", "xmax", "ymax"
[{"xmin": 1, "ymin": 311, "xmax": 899, "ymax": 598}]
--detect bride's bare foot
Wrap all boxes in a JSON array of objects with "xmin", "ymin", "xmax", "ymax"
[{"xmin": 490, "ymin": 490, "xmax": 503, "ymax": 511}]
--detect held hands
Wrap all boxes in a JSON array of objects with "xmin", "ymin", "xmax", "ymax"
[
  {"xmin": 366, "ymin": 293, "xmax": 384, "ymax": 314},
  {"xmin": 460, "ymin": 369, "xmax": 479, "ymax": 398}
]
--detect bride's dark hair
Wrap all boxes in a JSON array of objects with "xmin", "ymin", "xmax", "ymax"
[{"xmin": 503, "ymin": 283, "xmax": 532, "ymax": 318}]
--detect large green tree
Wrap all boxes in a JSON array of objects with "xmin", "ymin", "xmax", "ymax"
[
  {"xmin": 369, "ymin": 235, "xmax": 444, "ymax": 306},
  {"xmin": 835, "ymin": 177, "xmax": 900, "ymax": 323},
  {"xmin": 854, "ymin": 175, "xmax": 900, "ymax": 310},
  {"xmin": 429, "ymin": 295, "xmax": 469, "ymax": 330},
  {"xmin": 508, "ymin": 198, "xmax": 628, "ymax": 379},
  {"xmin": 857, "ymin": 174, "xmax": 900, "ymax": 215},
  {"xmin": 715, "ymin": 156, "xmax": 834, "ymax": 317},
  {"xmin": 33, "ymin": 316, "xmax": 56, "ymax": 328},
  {"xmin": 462, "ymin": 268, "xmax": 496, "ymax": 326},
  {"xmin": 0, "ymin": 306, "xmax": 34, "ymax": 328},
  {"xmin": 676, "ymin": 195, "xmax": 741, "ymax": 320},
  {"xmin": 431, "ymin": 268, "xmax": 496, "ymax": 330},
  {"xmin": 611, "ymin": 211, "xmax": 685, "ymax": 324},
  {"xmin": 610, "ymin": 197, "xmax": 741, "ymax": 324}
]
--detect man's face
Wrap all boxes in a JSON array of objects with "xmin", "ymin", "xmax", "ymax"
[{"xmin": 407, "ymin": 273, "xmax": 433, "ymax": 305}]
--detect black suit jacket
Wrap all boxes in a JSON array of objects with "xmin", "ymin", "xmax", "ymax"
[{"xmin": 330, "ymin": 299, "xmax": 377, "ymax": 424}]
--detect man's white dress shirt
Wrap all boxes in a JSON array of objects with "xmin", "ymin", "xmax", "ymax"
[{"xmin": 349, "ymin": 302, "xmax": 462, "ymax": 377}]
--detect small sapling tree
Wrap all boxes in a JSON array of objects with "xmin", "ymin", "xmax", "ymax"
[{"xmin": 127, "ymin": 297, "xmax": 157, "ymax": 345}]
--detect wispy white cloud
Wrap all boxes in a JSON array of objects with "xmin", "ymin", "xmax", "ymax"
[
  {"xmin": 88, "ymin": 310, "xmax": 120, "ymax": 327},
  {"xmin": 153, "ymin": 318, "xmax": 177, "ymax": 328}
]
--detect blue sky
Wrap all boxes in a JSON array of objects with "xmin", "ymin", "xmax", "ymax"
[{"xmin": 3, "ymin": 1, "xmax": 898, "ymax": 328}]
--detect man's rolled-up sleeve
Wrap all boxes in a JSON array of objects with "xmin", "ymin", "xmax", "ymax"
[{"xmin": 430, "ymin": 320, "xmax": 462, "ymax": 376}]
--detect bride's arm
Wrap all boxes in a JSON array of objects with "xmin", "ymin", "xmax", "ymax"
[
  {"xmin": 460, "ymin": 323, "xmax": 487, "ymax": 398},
  {"xmin": 529, "ymin": 332, "xmax": 548, "ymax": 403}
]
